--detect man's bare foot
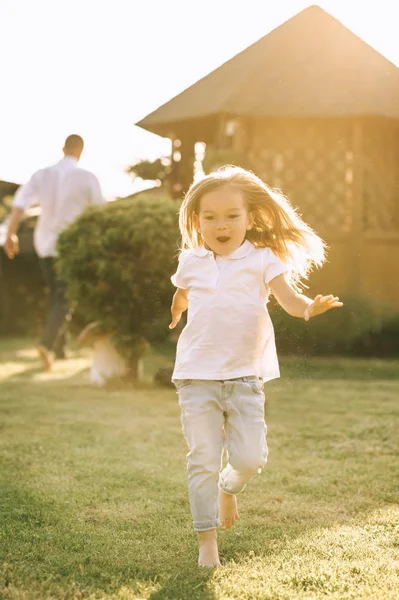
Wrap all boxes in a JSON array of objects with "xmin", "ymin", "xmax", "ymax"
[
  {"xmin": 219, "ymin": 489, "xmax": 239, "ymax": 530},
  {"xmin": 37, "ymin": 345, "xmax": 52, "ymax": 371},
  {"xmin": 197, "ymin": 529, "xmax": 221, "ymax": 567}
]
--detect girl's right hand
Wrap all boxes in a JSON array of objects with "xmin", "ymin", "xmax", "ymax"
[
  {"xmin": 169, "ymin": 288, "xmax": 189, "ymax": 329},
  {"xmin": 305, "ymin": 294, "xmax": 343, "ymax": 320}
]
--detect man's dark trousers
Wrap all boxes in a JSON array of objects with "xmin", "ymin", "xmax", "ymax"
[{"xmin": 39, "ymin": 257, "xmax": 68, "ymax": 356}]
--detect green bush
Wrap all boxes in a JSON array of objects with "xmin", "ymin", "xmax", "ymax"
[
  {"xmin": 56, "ymin": 193, "xmax": 180, "ymax": 363},
  {"xmin": 361, "ymin": 310, "xmax": 399, "ymax": 357},
  {"xmin": 0, "ymin": 250, "xmax": 47, "ymax": 336},
  {"xmin": 271, "ymin": 294, "xmax": 399, "ymax": 357}
]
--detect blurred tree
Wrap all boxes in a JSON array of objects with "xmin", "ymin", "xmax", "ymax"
[
  {"xmin": 126, "ymin": 157, "xmax": 171, "ymax": 187},
  {"xmin": 126, "ymin": 148, "xmax": 256, "ymax": 194},
  {"xmin": 202, "ymin": 147, "xmax": 255, "ymax": 174}
]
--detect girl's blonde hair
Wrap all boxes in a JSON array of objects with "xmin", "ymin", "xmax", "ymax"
[{"xmin": 179, "ymin": 165, "xmax": 326, "ymax": 290}]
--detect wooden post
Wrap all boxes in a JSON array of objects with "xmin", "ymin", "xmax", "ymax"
[
  {"xmin": 179, "ymin": 136, "xmax": 195, "ymax": 194},
  {"xmin": 169, "ymin": 135, "xmax": 181, "ymax": 199},
  {"xmin": 350, "ymin": 119, "xmax": 364, "ymax": 292}
]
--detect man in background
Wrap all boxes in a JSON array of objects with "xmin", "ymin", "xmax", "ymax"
[{"xmin": 4, "ymin": 134, "xmax": 105, "ymax": 370}]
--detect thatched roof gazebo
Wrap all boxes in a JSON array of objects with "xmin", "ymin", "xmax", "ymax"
[{"xmin": 136, "ymin": 5, "xmax": 399, "ymax": 307}]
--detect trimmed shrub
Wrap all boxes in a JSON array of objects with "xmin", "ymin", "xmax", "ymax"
[
  {"xmin": 56, "ymin": 193, "xmax": 180, "ymax": 367},
  {"xmin": 271, "ymin": 294, "xmax": 399, "ymax": 357},
  {"xmin": 0, "ymin": 250, "xmax": 46, "ymax": 336},
  {"xmin": 360, "ymin": 310, "xmax": 399, "ymax": 357},
  {"xmin": 0, "ymin": 213, "xmax": 47, "ymax": 336}
]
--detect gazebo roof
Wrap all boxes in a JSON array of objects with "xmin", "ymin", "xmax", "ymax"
[{"xmin": 137, "ymin": 5, "xmax": 399, "ymax": 137}]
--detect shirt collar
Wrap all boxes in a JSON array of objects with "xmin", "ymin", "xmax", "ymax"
[
  {"xmin": 193, "ymin": 239, "xmax": 254, "ymax": 259},
  {"xmin": 59, "ymin": 156, "xmax": 78, "ymax": 166}
]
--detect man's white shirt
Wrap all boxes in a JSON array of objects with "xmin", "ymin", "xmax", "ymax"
[{"xmin": 13, "ymin": 156, "xmax": 105, "ymax": 257}]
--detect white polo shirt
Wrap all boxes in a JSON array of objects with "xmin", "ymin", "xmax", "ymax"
[{"xmin": 171, "ymin": 240, "xmax": 287, "ymax": 382}]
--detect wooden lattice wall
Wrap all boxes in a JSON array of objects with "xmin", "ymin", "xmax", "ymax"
[
  {"xmin": 173, "ymin": 115, "xmax": 399, "ymax": 306},
  {"xmin": 362, "ymin": 118, "xmax": 399, "ymax": 233},
  {"xmin": 243, "ymin": 118, "xmax": 354, "ymax": 234},
  {"xmin": 230, "ymin": 116, "xmax": 399, "ymax": 306}
]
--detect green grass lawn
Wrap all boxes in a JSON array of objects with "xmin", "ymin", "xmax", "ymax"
[{"xmin": 1, "ymin": 338, "xmax": 399, "ymax": 599}]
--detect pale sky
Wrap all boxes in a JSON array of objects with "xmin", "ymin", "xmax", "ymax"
[{"xmin": 1, "ymin": 0, "xmax": 398, "ymax": 199}]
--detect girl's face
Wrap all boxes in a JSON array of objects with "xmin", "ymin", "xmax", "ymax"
[{"xmin": 196, "ymin": 186, "xmax": 253, "ymax": 256}]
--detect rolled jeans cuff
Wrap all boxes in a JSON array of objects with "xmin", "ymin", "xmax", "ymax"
[
  {"xmin": 218, "ymin": 464, "xmax": 246, "ymax": 496},
  {"xmin": 218, "ymin": 482, "xmax": 236, "ymax": 495},
  {"xmin": 194, "ymin": 519, "xmax": 220, "ymax": 532}
]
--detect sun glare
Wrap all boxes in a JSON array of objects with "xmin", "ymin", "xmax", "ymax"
[{"xmin": 0, "ymin": 0, "xmax": 398, "ymax": 198}]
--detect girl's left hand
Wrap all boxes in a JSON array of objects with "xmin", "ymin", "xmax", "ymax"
[{"xmin": 305, "ymin": 294, "xmax": 343, "ymax": 321}]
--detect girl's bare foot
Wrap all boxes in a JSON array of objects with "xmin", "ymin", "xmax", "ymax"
[
  {"xmin": 197, "ymin": 529, "xmax": 221, "ymax": 567},
  {"xmin": 219, "ymin": 489, "xmax": 239, "ymax": 530}
]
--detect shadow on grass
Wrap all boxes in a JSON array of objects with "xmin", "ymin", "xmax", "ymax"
[
  {"xmin": 0, "ymin": 481, "xmax": 217, "ymax": 600},
  {"xmin": 0, "ymin": 338, "xmax": 176, "ymax": 390},
  {"xmin": 2, "ymin": 368, "xmax": 176, "ymax": 395},
  {"xmin": 1, "ymin": 478, "xmax": 396, "ymax": 600},
  {"xmin": 2, "ymin": 339, "xmax": 399, "ymax": 386},
  {"xmin": 1, "ymin": 363, "xmax": 92, "ymax": 386}
]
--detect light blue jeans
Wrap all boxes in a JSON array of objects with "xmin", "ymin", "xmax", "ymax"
[{"xmin": 174, "ymin": 377, "xmax": 268, "ymax": 531}]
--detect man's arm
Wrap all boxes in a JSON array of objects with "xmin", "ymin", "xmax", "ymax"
[
  {"xmin": 4, "ymin": 172, "xmax": 41, "ymax": 259},
  {"xmin": 89, "ymin": 174, "xmax": 106, "ymax": 205},
  {"xmin": 4, "ymin": 207, "xmax": 25, "ymax": 258},
  {"xmin": 169, "ymin": 288, "xmax": 189, "ymax": 329},
  {"xmin": 269, "ymin": 273, "xmax": 343, "ymax": 320}
]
